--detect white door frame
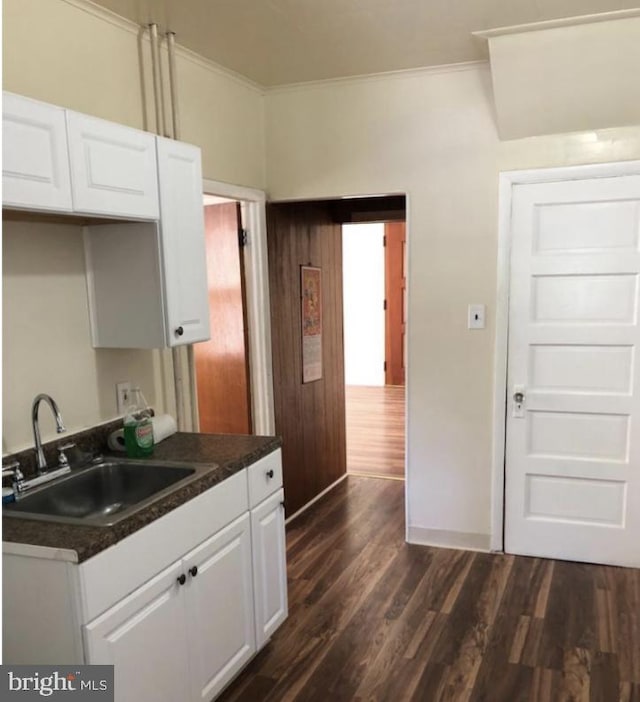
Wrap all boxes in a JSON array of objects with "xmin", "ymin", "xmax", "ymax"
[
  {"xmin": 196, "ymin": 178, "xmax": 275, "ymax": 436},
  {"xmin": 491, "ymin": 159, "xmax": 640, "ymax": 552}
]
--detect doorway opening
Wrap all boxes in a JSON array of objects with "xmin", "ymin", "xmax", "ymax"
[
  {"xmin": 190, "ymin": 181, "xmax": 273, "ymax": 438},
  {"xmin": 343, "ymin": 220, "xmax": 406, "ymax": 481},
  {"xmin": 266, "ymin": 195, "xmax": 407, "ymax": 519}
]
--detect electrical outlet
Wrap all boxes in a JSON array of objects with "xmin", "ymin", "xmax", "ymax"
[{"xmin": 116, "ymin": 382, "xmax": 132, "ymax": 414}]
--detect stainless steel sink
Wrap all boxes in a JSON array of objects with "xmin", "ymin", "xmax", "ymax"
[{"xmin": 3, "ymin": 459, "xmax": 208, "ymax": 527}]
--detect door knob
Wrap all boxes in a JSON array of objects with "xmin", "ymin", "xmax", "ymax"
[
  {"xmin": 189, "ymin": 566, "xmax": 198, "ymax": 577},
  {"xmin": 177, "ymin": 574, "xmax": 186, "ymax": 586},
  {"xmin": 512, "ymin": 385, "xmax": 525, "ymax": 418}
]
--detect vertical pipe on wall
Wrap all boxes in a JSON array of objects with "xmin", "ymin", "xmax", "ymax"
[
  {"xmin": 148, "ymin": 24, "xmax": 164, "ymax": 137},
  {"xmin": 166, "ymin": 32, "xmax": 181, "ymax": 140},
  {"xmin": 167, "ymin": 30, "xmax": 199, "ymax": 432},
  {"xmin": 150, "ymin": 22, "xmax": 185, "ymax": 430}
]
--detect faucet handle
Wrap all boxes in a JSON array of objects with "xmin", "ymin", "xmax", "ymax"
[
  {"xmin": 3, "ymin": 461, "xmax": 24, "ymax": 492},
  {"xmin": 57, "ymin": 442, "xmax": 76, "ymax": 468},
  {"xmin": 2, "ymin": 460, "xmax": 20, "ymax": 476}
]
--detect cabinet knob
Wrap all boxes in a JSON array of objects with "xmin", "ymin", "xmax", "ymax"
[
  {"xmin": 189, "ymin": 566, "xmax": 198, "ymax": 578},
  {"xmin": 177, "ymin": 573, "xmax": 186, "ymax": 586},
  {"xmin": 175, "ymin": 326, "xmax": 184, "ymax": 337},
  {"xmin": 266, "ymin": 469, "xmax": 274, "ymax": 479}
]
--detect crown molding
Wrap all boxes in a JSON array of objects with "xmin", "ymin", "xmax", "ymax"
[
  {"xmin": 266, "ymin": 60, "xmax": 488, "ymax": 95},
  {"xmin": 59, "ymin": 0, "xmax": 264, "ymax": 93},
  {"xmin": 473, "ymin": 7, "xmax": 640, "ymax": 40}
]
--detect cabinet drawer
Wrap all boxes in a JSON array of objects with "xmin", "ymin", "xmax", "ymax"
[{"xmin": 247, "ymin": 449, "xmax": 282, "ymax": 508}]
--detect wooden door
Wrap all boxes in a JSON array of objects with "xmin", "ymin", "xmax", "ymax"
[
  {"xmin": 84, "ymin": 560, "xmax": 189, "ymax": 702},
  {"xmin": 183, "ymin": 513, "xmax": 255, "ymax": 702},
  {"xmin": 195, "ymin": 202, "xmax": 251, "ymax": 434},
  {"xmin": 505, "ymin": 174, "xmax": 640, "ymax": 568},
  {"xmin": 385, "ymin": 222, "xmax": 406, "ymax": 386}
]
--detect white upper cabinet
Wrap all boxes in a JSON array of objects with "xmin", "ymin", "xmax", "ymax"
[
  {"xmin": 84, "ymin": 140, "xmax": 211, "ymax": 349},
  {"xmin": 2, "ymin": 92, "xmax": 73, "ymax": 212},
  {"xmin": 2, "ymin": 92, "xmax": 209, "ymax": 349},
  {"xmin": 67, "ymin": 112, "xmax": 159, "ymax": 220},
  {"xmin": 157, "ymin": 137, "xmax": 211, "ymax": 346}
]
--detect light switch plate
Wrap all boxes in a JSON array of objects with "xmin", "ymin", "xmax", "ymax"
[{"xmin": 468, "ymin": 304, "xmax": 486, "ymax": 330}]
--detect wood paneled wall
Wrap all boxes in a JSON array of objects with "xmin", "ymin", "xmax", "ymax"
[{"xmin": 267, "ymin": 202, "xmax": 347, "ymax": 516}]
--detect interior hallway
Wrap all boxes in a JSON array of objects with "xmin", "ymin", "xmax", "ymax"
[
  {"xmin": 218, "ymin": 476, "xmax": 640, "ymax": 702},
  {"xmin": 346, "ymin": 385, "xmax": 405, "ymax": 479}
]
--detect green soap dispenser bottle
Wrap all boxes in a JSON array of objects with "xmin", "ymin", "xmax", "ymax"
[{"xmin": 123, "ymin": 388, "xmax": 154, "ymax": 458}]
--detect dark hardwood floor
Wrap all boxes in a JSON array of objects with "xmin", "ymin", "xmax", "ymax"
[
  {"xmin": 218, "ymin": 476, "xmax": 640, "ymax": 702},
  {"xmin": 346, "ymin": 385, "xmax": 405, "ymax": 479}
]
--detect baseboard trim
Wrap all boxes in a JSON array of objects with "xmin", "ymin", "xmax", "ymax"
[
  {"xmin": 285, "ymin": 473, "xmax": 348, "ymax": 525},
  {"xmin": 407, "ymin": 526, "xmax": 492, "ymax": 553}
]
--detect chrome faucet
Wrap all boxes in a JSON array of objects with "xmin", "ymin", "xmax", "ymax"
[{"xmin": 32, "ymin": 394, "xmax": 66, "ymax": 473}]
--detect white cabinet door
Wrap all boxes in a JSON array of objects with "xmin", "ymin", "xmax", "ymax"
[
  {"xmin": 183, "ymin": 513, "xmax": 255, "ymax": 702},
  {"xmin": 2, "ymin": 92, "xmax": 73, "ymax": 212},
  {"xmin": 251, "ymin": 489, "xmax": 288, "ymax": 650},
  {"xmin": 84, "ymin": 560, "xmax": 189, "ymax": 702},
  {"xmin": 157, "ymin": 137, "xmax": 211, "ymax": 346},
  {"xmin": 67, "ymin": 111, "xmax": 159, "ymax": 219}
]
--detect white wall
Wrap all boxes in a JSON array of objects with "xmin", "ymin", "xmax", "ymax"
[
  {"xmin": 2, "ymin": 0, "xmax": 266, "ymax": 451},
  {"xmin": 3, "ymin": 0, "xmax": 265, "ymax": 189},
  {"xmin": 265, "ymin": 63, "xmax": 640, "ymax": 548},
  {"xmin": 342, "ymin": 224, "xmax": 385, "ymax": 387},
  {"xmin": 2, "ymin": 221, "xmax": 164, "ymax": 451}
]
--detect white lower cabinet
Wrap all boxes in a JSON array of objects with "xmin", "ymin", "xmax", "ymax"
[
  {"xmin": 84, "ymin": 561, "xmax": 190, "ymax": 702},
  {"xmin": 84, "ymin": 514, "xmax": 255, "ymax": 702},
  {"xmin": 251, "ymin": 489, "xmax": 288, "ymax": 650},
  {"xmin": 184, "ymin": 514, "xmax": 255, "ymax": 701},
  {"xmin": 3, "ymin": 450, "xmax": 288, "ymax": 702}
]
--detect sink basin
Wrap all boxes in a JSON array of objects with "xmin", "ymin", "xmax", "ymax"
[{"xmin": 3, "ymin": 459, "xmax": 206, "ymax": 527}]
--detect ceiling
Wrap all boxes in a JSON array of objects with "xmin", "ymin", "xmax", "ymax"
[{"xmin": 91, "ymin": 0, "xmax": 640, "ymax": 86}]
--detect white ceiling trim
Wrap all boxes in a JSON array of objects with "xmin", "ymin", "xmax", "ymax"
[
  {"xmin": 473, "ymin": 7, "xmax": 640, "ymax": 39},
  {"xmin": 266, "ymin": 60, "xmax": 488, "ymax": 95},
  {"xmin": 60, "ymin": 0, "xmax": 264, "ymax": 93}
]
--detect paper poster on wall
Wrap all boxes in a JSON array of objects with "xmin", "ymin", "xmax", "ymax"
[{"xmin": 301, "ymin": 265, "xmax": 322, "ymax": 383}]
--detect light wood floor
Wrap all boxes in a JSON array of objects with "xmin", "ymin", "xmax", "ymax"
[
  {"xmin": 218, "ymin": 476, "xmax": 640, "ymax": 702},
  {"xmin": 345, "ymin": 384, "xmax": 405, "ymax": 479}
]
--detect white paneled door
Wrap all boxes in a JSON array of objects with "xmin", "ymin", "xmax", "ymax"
[{"xmin": 505, "ymin": 174, "xmax": 640, "ymax": 568}]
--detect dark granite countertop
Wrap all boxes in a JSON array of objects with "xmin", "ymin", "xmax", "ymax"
[{"xmin": 2, "ymin": 432, "xmax": 281, "ymax": 563}]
